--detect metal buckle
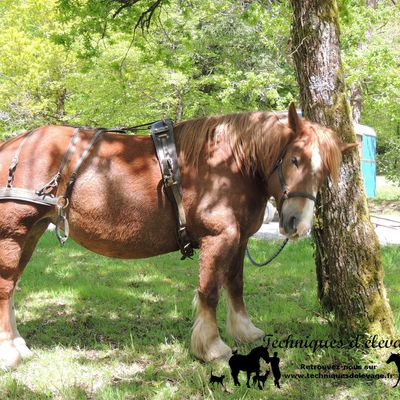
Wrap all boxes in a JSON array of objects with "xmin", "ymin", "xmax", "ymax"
[{"xmin": 56, "ymin": 196, "xmax": 69, "ymax": 209}]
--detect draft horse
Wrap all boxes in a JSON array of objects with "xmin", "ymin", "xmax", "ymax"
[{"xmin": 0, "ymin": 104, "xmax": 355, "ymax": 369}]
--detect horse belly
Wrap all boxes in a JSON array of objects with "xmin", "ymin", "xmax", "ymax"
[{"xmin": 67, "ymin": 169, "xmax": 179, "ymax": 259}]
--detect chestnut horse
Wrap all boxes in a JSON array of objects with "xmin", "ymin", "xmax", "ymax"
[{"xmin": 0, "ymin": 104, "xmax": 355, "ymax": 369}]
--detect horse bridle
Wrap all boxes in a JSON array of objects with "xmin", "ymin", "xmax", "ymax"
[
  {"xmin": 274, "ymin": 157, "xmax": 317, "ymax": 212},
  {"xmin": 246, "ymin": 156, "xmax": 317, "ymax": 268}
]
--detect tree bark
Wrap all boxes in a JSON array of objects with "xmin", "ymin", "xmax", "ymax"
[
  {"xmin": 350, "ymin": 0, "xmax": 377, "ymax": 124},
  {"xmin": 290, "ymin": 0, "xmax": 395, "ymax": 336}
]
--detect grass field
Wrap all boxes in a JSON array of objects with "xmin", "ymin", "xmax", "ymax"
[{"xmin": 0, "ymin": 233, "xmax": 400, "ymax": 399}]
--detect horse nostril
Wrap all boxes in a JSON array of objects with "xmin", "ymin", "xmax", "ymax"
[{"xmin": 289, "ymin": 216, "xmax": 297, "ymax": 231}]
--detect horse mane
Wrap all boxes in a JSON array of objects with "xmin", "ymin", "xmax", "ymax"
[
  {"xmin": 175, "ymin": 112, "xmax": 344, "ymax": 183},
  {"xmin": 175, "ymin": 112, "xmax": 293, "ymax": 177},
  {"xmin": 304, "ymin": 121, "xmax": 343, "ymax": 185}
]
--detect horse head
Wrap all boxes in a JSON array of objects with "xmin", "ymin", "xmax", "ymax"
[
  {"xmin": 267, "ymin": 103, "xmax": 357, "ymax": 239},
  {"xmin": 387, "ymin": 353, "xmax": 399, "ymax": 364},
  {"xmin": 253, "ymin": 345, "xmax": 270, "ymax": 363}
]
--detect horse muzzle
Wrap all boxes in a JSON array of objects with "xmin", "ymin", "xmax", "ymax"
[{"xmin": 279, "ymin": 198, "xmax": 314, "ymax": 239}]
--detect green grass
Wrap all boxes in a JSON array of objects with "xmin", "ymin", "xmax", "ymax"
[
  {"xmin": 376, "ymin": 176, "xmax": 400, "ymax": 201},
  {"xmin": 1, "ymin": 233, "xmax": 400, "ymax": 399}
]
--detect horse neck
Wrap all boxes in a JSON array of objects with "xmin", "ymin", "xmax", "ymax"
[
  {"xmin": 249, "ymin": 347, "xmax": 263, "ymax": 359},
  {"xmin": 174, "ymin": 113, "xmax": 294, "ymax": 181}
]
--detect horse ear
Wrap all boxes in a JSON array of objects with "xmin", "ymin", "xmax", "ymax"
[
  {"xmin": 339, "ymin": 142, "xmax": 358, "ymax": 153},
  {"xmin": 288, "ymin": 102, "xmax": 303, "ymax": 135}
]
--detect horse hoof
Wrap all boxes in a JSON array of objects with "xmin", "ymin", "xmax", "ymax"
[
  {"xmin": 205, "ymin": 339, "xmax": 232, "ymax": 362},
  {"xmin": 0, "ymin": 340, "xmax": 21, "ymax": 370},
  {"xmin": 227, "ymin": 316, "xmax": 265, "ymax": 344},
  {"xmin": 192, "ymin": 336, "xmax": 232, "ymax": 362},
  {"xmin": 13, "ymin": 337, "xmax": 33, "ymax": 359}
]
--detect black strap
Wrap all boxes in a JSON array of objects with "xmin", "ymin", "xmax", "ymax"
[
  {"xmin": 36, "ymin": 127, "xmax": 80, "ymax": 197},
  {"xmin": 0, "ymin": 187, "xmax": 59, "ymax": 206},
  {"xmin": 7, "ymin": 129, "xmax": 38, "ymax": 188},
  {"xmin": 150, "ymin": 120, "xmax": 194, "ymax": 259},
  {"xmin": 277, "ymin": 160, "xmax": 316, "ymax": 211}
]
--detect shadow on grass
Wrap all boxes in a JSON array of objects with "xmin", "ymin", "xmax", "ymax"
[
  {"xmin": 15, "ymin": 233, "xmax": 344, "ymax": 353},
  {"xmin": 16, "ymin": 232, "xmax": 196, "ymax": 351}
]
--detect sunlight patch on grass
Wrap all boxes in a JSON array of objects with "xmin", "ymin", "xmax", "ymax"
[{"xmin": 4, "ymin": 347, "xmax": 147, "ymax": 399}]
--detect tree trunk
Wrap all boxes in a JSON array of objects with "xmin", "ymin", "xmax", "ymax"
[
  {"xmin": 350, "ymin": 84, "xmax": 362, "ymax": 124},
  {"xmin": 350, "ymin": 0, "xmax": 376, "ymax": 124},
  {"xmin": 290, "ymin": 0, "xmax": 395, "ymax": 336}
]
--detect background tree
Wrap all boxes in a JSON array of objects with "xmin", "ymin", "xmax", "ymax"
[{"xmin": 291, "ymin": 0, "xmax": 395, "ymax": 336}]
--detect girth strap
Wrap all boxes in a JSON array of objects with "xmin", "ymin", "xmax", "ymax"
[{"xmin": 150, "ymin": 120, "xmax": 194, "ymax": 259}]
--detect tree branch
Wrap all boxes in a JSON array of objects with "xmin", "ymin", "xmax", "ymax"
[{"xmin": 134, "ymin": 0, "xmax": 164, "ymax": 32}]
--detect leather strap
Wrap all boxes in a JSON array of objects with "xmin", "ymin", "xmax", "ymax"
[
  {"xmin": 276, "ymin": 159, "xmax": 316, "ymax": 211},
  {"xmin": 6, "ymin": 129, "xmax": 38, "ymax": 188},
  {"xmin": 150, "ymin": 120, "xmax": 194, "ymax": 259},
  {"xmin": 0, "ymin": 187, "xmax": 59, "ymax": 206},
  {"xmin": 56, "ymin": 128, "xmax": 105, "ymax": 244},
  {"xmin": 36, "ymin": 127, "xmax": 80, "ymax": 197}
]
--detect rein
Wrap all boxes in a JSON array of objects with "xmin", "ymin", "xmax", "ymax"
[{"xmin": 246, "ymin": 237, "xmax": 289, "ymax": 267}]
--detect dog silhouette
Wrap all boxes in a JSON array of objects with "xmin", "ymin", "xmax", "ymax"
[
  {"xmin": 209, "ymin": 370, "xmax": 225, "ymax": 388},
  {"xmin": 252, "ymin": 369, "xmax": 269, "ymax": 389}
]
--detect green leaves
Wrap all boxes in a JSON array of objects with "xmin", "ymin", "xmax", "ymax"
[{"xmin": 0, "ymin": 0, "xmax": 399, "ymax": 188}]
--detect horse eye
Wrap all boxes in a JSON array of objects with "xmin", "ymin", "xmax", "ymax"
[{"xmin": 291, "ymin": 157, "xmax": 299, "ymax": 167}]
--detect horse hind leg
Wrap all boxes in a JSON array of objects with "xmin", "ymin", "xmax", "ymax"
[{"xmin": 0, "ymin": 204, "xmax": 50, "ymax": 369}]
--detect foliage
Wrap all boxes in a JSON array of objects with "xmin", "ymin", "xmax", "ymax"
[
  {"xmin": 0, "ymin": 0, "xmax": 296, "ymax": 136},
  {"xmin": 0, "ymin": 0, "xmax": 399, "ymax": 184},
  {"xmin": 339, "ymin": 0, "xmax": 400, "ymax": 184},
  {"xmin": 0, "ymin": 0, "xmax": 75, "ymax": 134}
]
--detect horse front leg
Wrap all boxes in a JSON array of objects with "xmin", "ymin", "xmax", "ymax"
[
  {"xmin": 191, "ymin": 232, "xmax": 237, "ymax": 362},
  {"xmin": 0, "ymin": 207, "xmax": 49, "ymax": 369},
  {"xmin": 224, "ymin": 242, "xmax": 264, "ymax": 343}
]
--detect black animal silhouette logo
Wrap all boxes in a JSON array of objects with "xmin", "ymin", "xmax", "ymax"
[
  {"xmin": 387, "ymin": 353, "xmax": 400, "ymax": 388},
  {"xmin": 270, "ymin": 351, "xmax": 281, "ymax": 388},
  {"xmin": 209, "ymin": 369, "xmax": 226, "ymax": 389},
  {"xmin": 229, "ymin": 346, "xmax": 270, "ymax": 390},
  {"xmin": 252, "ymin": 370, "xmax": 270, "ymax": 389}
]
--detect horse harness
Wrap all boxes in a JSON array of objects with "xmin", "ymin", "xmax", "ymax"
[
  {"xmin": 0, "ymin": 121, "xmax": 194, "ymax": 260},
  {"xmin": 1, "ymin": 123, "xmax": 316, "ymax": 266}
]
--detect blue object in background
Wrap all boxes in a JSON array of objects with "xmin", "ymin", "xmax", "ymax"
[{"xmin": 355, "ymin": 124, "xmax": 376, "ymax": 198}]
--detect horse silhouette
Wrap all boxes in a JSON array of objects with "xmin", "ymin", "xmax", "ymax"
[
  {"xmin": 387, "ymin": 353, "xmax": 400, "ymax": 388},
  {"xmin": 229, "ymin": 346, "xmax": 270, "ymax": 389}
]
